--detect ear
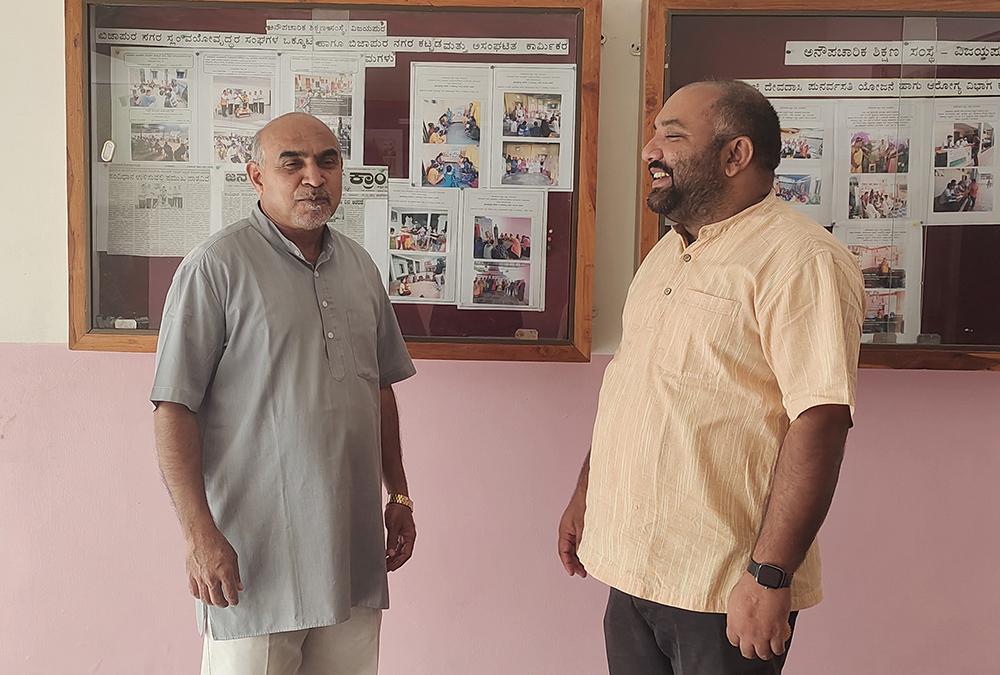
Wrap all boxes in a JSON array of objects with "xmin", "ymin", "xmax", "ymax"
[
  {"xmin": 246, "ymin": 161, "xmax": 265, "ymax": 197},
  {"xmin": 722, "ymin": 136, "xmax": 755, "ymax": 177}
]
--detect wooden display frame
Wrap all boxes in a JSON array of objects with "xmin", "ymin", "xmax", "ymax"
[
  {"xmin": 66, "ymin": 0, "xmax": 601, "ymax": 361},
  {"xmin": 639, "ymin": 0, "xmax": 1000, "ymax": 371}
]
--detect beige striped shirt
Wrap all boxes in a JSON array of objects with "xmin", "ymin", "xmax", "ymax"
[{"xmin": 579, "ymin": 193, "xmax": 863, "ymax": 613}]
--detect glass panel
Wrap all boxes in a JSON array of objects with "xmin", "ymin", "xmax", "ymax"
[
  {"xmin": 666, "ymin": 11, "xmax": 1000, "ymax": 349},
  {"xmin": 87, "ymin": 4, "xmax": 582, "ymax": 341}
]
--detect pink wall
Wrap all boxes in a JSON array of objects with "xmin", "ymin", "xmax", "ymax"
[{"xmin": 1, "ymin": 344, "xmax": 998, "ymax": 674}]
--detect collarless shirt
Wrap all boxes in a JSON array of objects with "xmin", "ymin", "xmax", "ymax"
[
  {"xmin": 151, "ymin": 205, "xmax": 416, "ymax": 639},
  {"xmin": 579, "ymin": 193, "xmax": 863, "ymax": 613}
]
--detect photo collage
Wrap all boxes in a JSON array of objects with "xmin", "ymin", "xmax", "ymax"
[{"xmin": 104, "ymin": 44, "xmax": 573, "ymax": 311}]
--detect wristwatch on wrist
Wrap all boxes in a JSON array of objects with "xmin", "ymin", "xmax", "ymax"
[
  {"xmin": 747, "ymin": 559, "xmax": 793, "ymax": 589},
  {"xmin": 387, "ymin": 493, "xmax": 413, "ymax": 512}
]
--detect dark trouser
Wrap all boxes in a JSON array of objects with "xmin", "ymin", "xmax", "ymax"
[{"xmin": 604, "ymin": 587, "xmax": 798, "ymax": 675}]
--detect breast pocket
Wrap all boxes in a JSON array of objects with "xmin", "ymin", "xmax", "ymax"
[
  {"xmin": 653, "ymin": 289, "xmax": 740, "ymax": 380},
  {"xmin": 347, "ymin": 309, "xmax": 380, "ymax": 382}
]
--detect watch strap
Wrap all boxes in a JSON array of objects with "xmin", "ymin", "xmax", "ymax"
[{"xmin": 747, "ymin": 558, "xmax": 793, "ymax": 589}]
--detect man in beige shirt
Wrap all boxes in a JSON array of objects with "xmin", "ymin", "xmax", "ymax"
[{"xmin": 559, "ymin": 80, "xmax": 863, "ymax": 673}]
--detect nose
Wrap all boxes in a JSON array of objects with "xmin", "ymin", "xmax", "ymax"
[
  {"xmin": 641, "ymin": 136, "xmax": 661, "ymax": 164},
  {"xmin": 301, "ymin": 160, "xmax": 324, "ymax": 187}
]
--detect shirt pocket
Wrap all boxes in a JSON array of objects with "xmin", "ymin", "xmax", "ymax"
[
  {"xmin": 346, "ymin": 309, "xmax": 380, "ymax": 382},
  {"xmin": 652, "ymin": 288, "xmax": 740, "ymax": 380}
]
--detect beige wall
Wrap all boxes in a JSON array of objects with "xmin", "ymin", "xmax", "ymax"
[
  {"xmin": 0, "ymin": 0, "xmax": 642, "ymax": 352},
  {"xmin": 0, "ymin": 0, "xmax": 69, "ymax": 343}
]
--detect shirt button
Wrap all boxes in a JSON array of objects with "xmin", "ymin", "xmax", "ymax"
[
  {"xmin": 663, "ymin": 287, "xmax": 672, "ymax": 296},
  {"xmin": 322, "ymin": 300, "xmax": 329, "ymax": 308},
  {"xmin": 327, "ymin": 331, "xmax": 334, "ymax": 339},
  {"xmin": 682, "ymin": 253, "xmax": 692, "ymax": 262},
  {"xmin": 314, "ymin": 270, "xmax": 320, "ymax": 278}
]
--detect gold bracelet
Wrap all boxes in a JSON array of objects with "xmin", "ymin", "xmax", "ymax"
[{"xmin": 387, "ymin": 493, "xmax": 413, "ymax": 511}]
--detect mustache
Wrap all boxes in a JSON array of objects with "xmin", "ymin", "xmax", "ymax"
[{"xmin": 295, "ymin": 189, "xmax": 333, "ymax": 200}]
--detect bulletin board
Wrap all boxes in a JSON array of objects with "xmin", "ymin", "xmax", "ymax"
[
  {"xmin": 641, "ymin": 0, "xmax": 1000, "ymax": 370},
  {"xmin": 66, "ymin": 0, "xmax": 601, "ymax": 361}
]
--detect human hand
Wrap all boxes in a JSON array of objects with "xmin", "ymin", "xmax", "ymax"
[
  {"xmin": 185, "ymin": 528, "xmax": 243, "ymax": 608},
  {"xmin": 558, "ymin": 490, "xmax": 588, "ymax": 577},
  {"xmin": 726, "ymin": 573, "xmax": 792, "ymax": 660},
  {"xmin": 385, "ymin": 504, "xmax": 415, "ymax": 572}
]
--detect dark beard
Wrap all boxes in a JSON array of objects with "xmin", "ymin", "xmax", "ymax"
[{"xmin": 646, "ymin": 151, "xmax": 728, "ymax": 225}]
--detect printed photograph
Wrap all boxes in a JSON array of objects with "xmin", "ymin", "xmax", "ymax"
[
  {"xmin": 501, "ymin": 141, "xmax": 560, "ymax": 187},
  {"xmin": 933, "ymin": 168, "xmax": 994, "ymax": 213},
  {"xmin": 848, "ymin": 176, "xmax": 907, "ymax": 220},
  {"xmin": 128, "ymin": 66, "xmax": 189, "ymax": 108},
  {"xmin": 933, "ymin": 121, "xmax": 995, "ymax": 168},
  {"xmin": 130, "ymin": 123, "xmax": 189, "ymax": 162},
  {"xmin": 774, "ymin": 173, "xmax": 821, "ymax": 205},
  {"xmin": 214, "ymin": 128, "xmax": 254, "ymax": 164},
  {"xmin": 294, "ymin": 73, "xmax": 354, "ymax": 117},
  {"xmin": 420, "ymin": 146, "xmax": 480, "ymax": 188},
  {"xmin": 472, "ymin": 215, "xmax": 532, "ymax": 261},
  {"xmin": 387, "ymin": 254, "xmax": 447, "ymax": 300},
  {"xmin": 420, "ymin": 99, "xmax": 481, "ymax": 146},
  {"xmin": 135, "ymin": 182, "xmax": 184, "ymax": 209},
  {"xmin": 389, "ymin": 210, "xmax": 448, "ymax": 253},
  {"xmin": 502, "ymin": 93, "xmax": 562, "ymax": 138},
  {"xmin": 212, "ymin": 77, "xmax": 272, "ymax": 122},
  {"xmin": 849, "ymin": 131, "xmax": 909, "ymax": 174},
  {"xmin": 848, "ymin": 243, "xmax": 905, "ymax": 289},
  {"xmin": 780, "ymin": 127, "xmax": 822, "ymax": 159},
  {"xmin": 863, "ymin": 290, "xmax": 904, "ymax": 335},
  {"xmin": 472, "ymin": 261, "xmax": 530, "ymax": 306}
]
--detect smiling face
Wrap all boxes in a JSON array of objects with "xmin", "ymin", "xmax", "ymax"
[
  {"xmin": 641, "ymin": 84, "xmax": 731, "ymax": 225},
  {"xmin": 248, "ymin": 113, "xmax": 343, "ymax": 233}
]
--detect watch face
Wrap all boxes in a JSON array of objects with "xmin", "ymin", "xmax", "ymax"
[{"xmin": 756, "ymin": 564, "xmax": 785, "ymax": 589}]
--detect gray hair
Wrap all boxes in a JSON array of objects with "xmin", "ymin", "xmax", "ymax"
[{"xmin": 250, "ymin": 128, "xmax": 265, "ymax": 165}]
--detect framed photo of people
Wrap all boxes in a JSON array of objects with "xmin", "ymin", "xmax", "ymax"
[
  {"xmin": 67, "ymin": 0, "xmax": 600, "ymax": 361},
  {"xmin": 640, "ymin": 0, "xmax": 1000, "ymax": 370}
]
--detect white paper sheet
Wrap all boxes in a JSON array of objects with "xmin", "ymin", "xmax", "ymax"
[
  {"xmin": 110, "ymin": 48, "xmax": 197, "ymax": 165},
  {"xmin": 926, "ymin": 98, "xmax": 999, "ymax": 225},
  {"xmin": 490, "ymin": 65, "xmax": 576, "ymax": 192},
  {"xmin": 832, "ymin": 99, "xmax": 930, "ymax": 228},
  {"xmin": 385, "ymin": 180, "xmax": 461, "ymax": 305},
  {"xmin": 200, "ymin": 51, "xmax": 279, "ymax": 165},
  {"xmin": 459, "ymin": 190, "xmax": 546, "ymax": 310},
  {"xmin": 410, "ymin": 63, "xmax": 491, "ymax": 189},
  {"xmin": 770, "ymin": 100, "xmax": 836, "ymax": 225},
  {"xmin": 107, "ymin": 164, "xmax": 212, "ymax": 257}
]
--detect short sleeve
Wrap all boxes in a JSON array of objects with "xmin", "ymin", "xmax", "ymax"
[
  {"xmin": 758, "ymin": 251, "xmax": 864, "ymax": 422},
  {"xmin": 150, "ymin": 259, "xmax": 227, "ymax": 412},
  {"xmin": 374, "ymin": 281, "xmax": 416, "ymax": 388}
]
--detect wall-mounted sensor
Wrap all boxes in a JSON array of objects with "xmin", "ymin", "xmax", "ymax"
[{"xmin": 100, "ymin": 140, "xmax": 115, "ymax": 162}]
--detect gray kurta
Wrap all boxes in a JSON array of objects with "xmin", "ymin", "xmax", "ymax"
[{"xmin": 151, "ymin": 206, "xmax": 416, "ymax": 640}]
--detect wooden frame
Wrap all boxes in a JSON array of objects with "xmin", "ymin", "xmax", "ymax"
[
  {"xmin": 66, "ymin": 0, "xmax": 600, "ymax": 361},
  {"xmin": 639, "ymin": 0, "xmax": 1000, "ymax": 370}
]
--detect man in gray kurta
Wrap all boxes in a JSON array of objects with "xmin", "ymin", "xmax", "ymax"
[{"xmin": 152, "ymin": 112, "xmax": 416, "ymax": 675}]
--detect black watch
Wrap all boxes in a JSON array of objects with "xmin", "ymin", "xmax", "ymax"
[{"xmin": 747, "ymin": 559, "xmax": 793, "ymax": 589}]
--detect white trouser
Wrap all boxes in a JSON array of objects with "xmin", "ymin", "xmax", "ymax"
[{"xmin": 201, "ymin": 607, "xmax": 381, "ymax": 675}]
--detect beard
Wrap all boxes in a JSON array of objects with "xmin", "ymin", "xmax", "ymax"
[
  {"xmin": 646, "ymin": 149, "xmax": 729, "ymax": 225},
  {"xmin": 290, "ymin": 189, "xmax": 337, "ymax": 230}
]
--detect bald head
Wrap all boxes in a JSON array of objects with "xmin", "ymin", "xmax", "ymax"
[{"xmin": 251, "ymin": 112, "xmax": 341, "ymax": 167}]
